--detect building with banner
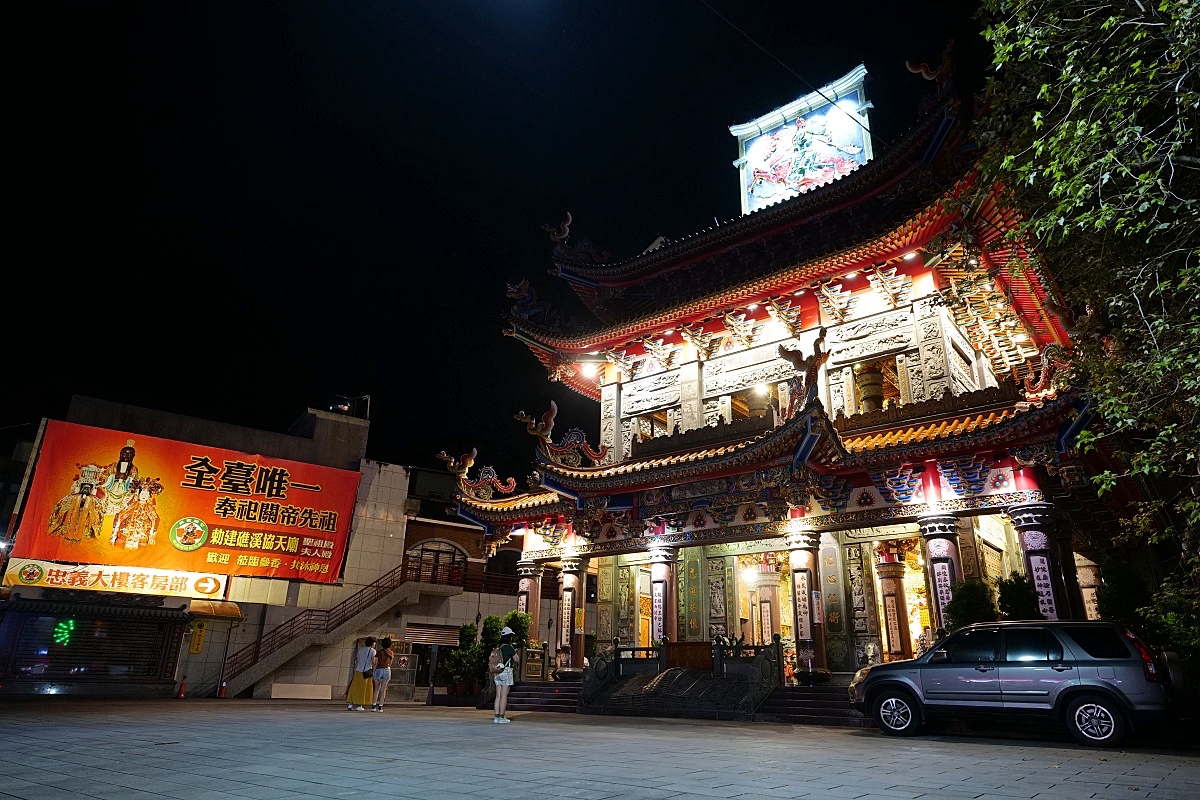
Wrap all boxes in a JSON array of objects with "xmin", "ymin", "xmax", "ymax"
[
  {"xmin": 448, "ymin": 62, "xmax": 1130, "ymax": 680},
  {"xmin": 0, "ymin": 396, "xmax": 549, "ymax": 699}
]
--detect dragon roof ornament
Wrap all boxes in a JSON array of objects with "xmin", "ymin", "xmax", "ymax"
[
  {"xmin": 435, "ymin": 448, "xmax": 517, "ymax": 502},
  {"xmin": 515, "ymin": 400, "xmax": 609, "ymax": 467}
]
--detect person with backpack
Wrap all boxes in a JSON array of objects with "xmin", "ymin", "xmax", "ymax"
[
  {"xmin": 491, "ymin": 626, "xmax": 520, "ymax": 724},
  {"xmin": 371, "ymin": 637, "xmax": 395, "ymax": 712}
]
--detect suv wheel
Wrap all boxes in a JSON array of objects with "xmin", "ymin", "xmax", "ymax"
[
  {"xmin": 1065, "ymin": 694, "xmax": 1127, "ymax": 747},
  {"xmin": 873, "ymin": 689, "xmax": 921, "ymax": 736}
]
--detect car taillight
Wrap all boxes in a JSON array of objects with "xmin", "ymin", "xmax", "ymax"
[{"xmin": 1124, "ymin": 627, "xmax": 1159, "ymax": 682}]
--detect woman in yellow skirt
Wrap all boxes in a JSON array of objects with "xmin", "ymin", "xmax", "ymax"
[{"xmin": 346, "ymin": 636, "xmax": 376, "ymax": 711}]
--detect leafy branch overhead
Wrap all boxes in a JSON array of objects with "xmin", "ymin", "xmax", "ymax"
[{"xmin": 975, "ymin": 0, "xmax": 1198, "ymax": 669}]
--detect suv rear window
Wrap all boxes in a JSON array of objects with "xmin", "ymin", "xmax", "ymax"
[{"xmin": 1060, "ymin": 625, "xmax": 1132, "ymax": 659}]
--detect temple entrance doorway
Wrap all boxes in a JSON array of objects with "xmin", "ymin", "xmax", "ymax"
[{"xmin": 870, "ymin": 537, "xmax": 929, "ymax": 662}]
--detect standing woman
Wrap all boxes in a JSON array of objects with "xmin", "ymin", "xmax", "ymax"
[
  {"xmin": 492, "ymin": 626, "xmax": 520, "ymax": 723},
  {"xmin": 371, "ymin": 637, "xmax": 395, "ymax": 712},
  {"xmin": 346, "ymin": 636, "xmax": 376, "ymax": 711}
]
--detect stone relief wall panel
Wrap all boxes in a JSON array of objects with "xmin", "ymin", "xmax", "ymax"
[
  {"xmin": 622, "ymin": 370, "xmax": 681, "ymax": 415},
  {"xmin": 703, "ymin": 359, "xmax": 795, "ymax": 398}
]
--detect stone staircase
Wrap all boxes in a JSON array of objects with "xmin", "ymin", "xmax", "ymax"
[
  {"xmin": 506, "ymin": 682, "xmax": 580, "ymax": 713},
  {"xmin": 223, "ymin": 563, "xmax": 461, "ymax": 698},
  {"xmin": 753, "ymin": 685, "xmax": 875, "ymax": 728}
]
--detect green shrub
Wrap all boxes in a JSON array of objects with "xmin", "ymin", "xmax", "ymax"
[
  {"xmin": 997, "ymin": 572, "xmax": 1043, "ymax": 621},
  {"xmin": 943, "ymin": 579, "xmax": 998, "ymax": 631}
]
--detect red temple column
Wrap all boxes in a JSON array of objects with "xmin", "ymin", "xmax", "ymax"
[
  {"xmin": 874, "ymin": 547, "xmax": 913, "ymax": 659},
  {"xmin": 516, "ymin": 559, "xmax": 543, "ymax": 638},
  {"xmin": 649, "ymin": 547, "xmax": 678, "ymax": 644},
  {"xmin": 917, "ymin": 513, "xmax": 963, "ymax": 631},
  {"xmin": 559, "ymin": 557, "xmax": 587, "ymax": 665},
  {"xmin": 1007, "ymin": 501, "xmax": 1079, "ymax": 620},
  {"xmin": 786, "ymin": 528, "xmax": 828, "ymax": 674}
]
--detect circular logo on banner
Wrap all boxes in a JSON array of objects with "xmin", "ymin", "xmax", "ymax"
[
  {"xmin": 193, "ymin": 576, "xmax": 222, "ymax": 595},
  {"xmin": 170, "ymin": 517, "xmax": 209, "ymax": 551},
  {"xmin": 17, "ymin": 562, "xmax": 44, "ymax": 584}
]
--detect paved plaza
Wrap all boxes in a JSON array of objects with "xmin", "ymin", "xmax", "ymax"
[{"xmin": 0, "ymin": 699, "xmax": 1197, "ymax": 800}]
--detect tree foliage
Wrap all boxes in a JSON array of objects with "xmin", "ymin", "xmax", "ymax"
[{"xmin": 974, "ymin": 0, "xmax": 1199, "ymax": 668}]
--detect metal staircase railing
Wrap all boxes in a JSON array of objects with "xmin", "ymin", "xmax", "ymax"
[{"xmin": 224, "ymin": 558, "xmax": 420, "ymax": 680}]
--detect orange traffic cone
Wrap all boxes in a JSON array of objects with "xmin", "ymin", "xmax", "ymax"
[
  {"xmin": 217, "ymin": 681, "xmax": 227, "ymax": 699},
  {"xmin": 176, "ymin": 677, "xmax": 187, "ymax": 699}
]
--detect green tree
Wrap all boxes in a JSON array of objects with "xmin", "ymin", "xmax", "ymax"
[
  {"xmin": 943, "ymin": 579, "xmax": 999, "ymax": 631},
  {"xmin": 502, "ymin": 611, "xmax": 532, "ymax": 646},
  {"xmin": 996, "ymin": 572, "xmax": 1043, "ymax": 621},
  {"xmin": 973, "ymin": 0, "xmax": 1199, "ymax": 671}
]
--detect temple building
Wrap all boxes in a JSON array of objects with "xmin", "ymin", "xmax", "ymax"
[{"xmin": 448, "ymin": 61, "xmax": 1126, "ymax": 680}]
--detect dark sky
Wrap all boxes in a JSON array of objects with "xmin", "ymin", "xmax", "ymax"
[{"xmin": 11, "ymin": 1, "xmax": 986, "ymax": 483}]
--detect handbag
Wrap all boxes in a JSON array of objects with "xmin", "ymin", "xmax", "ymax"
[{"xmin": 362, "ymin": 670, "xmax": 373, "ymax": 679}]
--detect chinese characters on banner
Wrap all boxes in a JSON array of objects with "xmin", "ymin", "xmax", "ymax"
[
  {"xmin": 8, "ymin": 420, "xmax": 360, "ymax": 591},
  {"xmin": 792, "ymin": 570, "xmax": 811, "ymax": 640},
  {"xmin": 1028, "ymin": 554, "xmax": 1059, "ymax": 620},
  {"xmin": 884, "ymin": 594, "xmax": 903, "ymax": 654},
  {"xmin": 4, "ymin": 558, "xmax": 227, "ymax": 599},
  {"xmin": 560, "ymin": 588, "xmax": 574, "ymax": 648},
  {"xmin": 651, "ymin": 581, "xmax": 664, "ymax": 642},
  {"xmin": 932, "ymin": 561, "xmax": 954, "ymax": 628}
]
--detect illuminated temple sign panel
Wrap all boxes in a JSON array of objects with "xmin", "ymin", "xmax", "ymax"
[{"xmin": 730, "ymin": 64, "xmax": 874, "ymax": 215}]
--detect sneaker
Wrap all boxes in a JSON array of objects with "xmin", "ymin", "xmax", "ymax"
[
  {"xmin": 375, "ymin": 706, "xmax": 384, "ymax": 712},
  {"xmin": 495, "ymin": 716, "xmax": 510, "ymax": 723},
  {"xmin": 355, "ymin": 706, "xmax": 366, "ymax": 711},
  {"xmin": 346, "ymin": 704, "xmax": 354, "ymax": 711}
]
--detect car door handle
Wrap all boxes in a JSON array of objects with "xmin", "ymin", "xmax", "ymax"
[
  {"xmin": 1051, "ymin": 664, "xmax": 1073, "ymax": 672},
  {"xmin": 974, "ymin": 665, "xmax": 995, "ymax": 672}
]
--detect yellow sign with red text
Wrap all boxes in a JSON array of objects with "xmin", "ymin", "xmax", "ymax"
[
  {"xmin": 12, "ymin": 420, "xmax": 361, "ymax": 586},
  {"xmin": 4, "ymin": 558, "xmax": 228, "ymax": 600}
]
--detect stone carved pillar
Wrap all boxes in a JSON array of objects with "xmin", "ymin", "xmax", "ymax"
[
  {"xmin": 559, "ymin": 558, "xmax": 588, "ymax": 663},
  {"xmin": 854, "ymin": 366, "xmax": 885, "ymax": 412},
  {"xmin": 786, "ymin": 529, "xmax": 828, "ymax": 674},
  {"xmin": 516, "ymin": 560, "xmax": 544, "ymax": 637},
  {"xmin": 678, "ymin": 359, "xmax": 704, "ymax": 433},
  {"xmin": 600, "ymin": 381, "xmax": 623, "ymax": 462},
  {"xmin": 918, "ymin": 514, "xmax": 962, "ymax": 630},
  {"xmin": 875, "ymin": 560, "xmax": 912, "ymax": 659},
  {"xmin": 1008, "ymin": 502, "xmax": 1076, "ymax": 620},
  {"xmin": 649, "ymin": 548, "xmax": 678, "ymax": 644}
]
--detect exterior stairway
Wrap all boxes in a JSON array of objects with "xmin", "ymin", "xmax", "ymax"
[
  {"xmin": 753, "ymin": 685, "xmax": 876, "ymax": 728},
  {"xmin": 223, "ymin": 561, "xmax": 461, "ymax": 698},
  {"xmin": 506, "ymin": 682, "xmax": 581, "ymax": 713}
]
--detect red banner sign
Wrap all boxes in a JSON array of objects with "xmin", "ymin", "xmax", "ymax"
[{"xmin": 12, "ymin": 420, "xmax": 361, "ymax": 584}]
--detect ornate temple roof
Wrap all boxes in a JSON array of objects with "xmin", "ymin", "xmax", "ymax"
[{"xmin": 505, "ymin": 100, "xmax": 1070, "ymax": 397}]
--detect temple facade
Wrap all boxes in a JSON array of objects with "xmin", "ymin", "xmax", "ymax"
[{"xmin": 450, "ymin": 64, "xmax": 1114, "ymax": 680}]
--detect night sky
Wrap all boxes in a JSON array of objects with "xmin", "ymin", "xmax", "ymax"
[{"xmin": 12, "ymin": 1, "xmax": 986, "ymax": 484}]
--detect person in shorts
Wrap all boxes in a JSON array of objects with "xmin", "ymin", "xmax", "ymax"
[
  {"xmin": 372, "ymin": 637, "xmax": 395, "ymax": 712},
  {"xmin": 492, "ymin": 627, "xmax": 520, "ymax": 723}
]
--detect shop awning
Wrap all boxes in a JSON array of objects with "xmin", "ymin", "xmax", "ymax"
[
  {"xmin": 403, "ymin": 623, "xmax": 461, "ymax": 646},
  {"xmin": 187, "ymin": 599, "xmax": 243, "ymax": 620}
]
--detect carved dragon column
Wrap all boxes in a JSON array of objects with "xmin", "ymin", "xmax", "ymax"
[
  {"xmin": 1007, "ymin": 502, "xmax": 1078, "ymax": 620},
  {"xmin": 648, "ymin": 547, "xmax": 678, "ymax": 644},
  {"xmin": 559, "ymin": 557, "xmax": 588, "ymax": 666},
  {"xmin": 599, "ymin": 380, "xmax": 623, "ymax": 462},
  {"xmin": 785, "ymin": 528, "xmax": 829, "ymax": 678},
  {"xmin": 917, "ymin": 514, "xmax": 963, "ymax": 631},
  {"xmin": 516, "ymin": 559, "xmax": 544, "ymax": 638}
]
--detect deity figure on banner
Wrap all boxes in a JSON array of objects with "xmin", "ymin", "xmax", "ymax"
[
  {"xmin": 47, "ymin": 463, "xmax": 107, "ymax": 542},
  {"xmin": 110, "ymin": 477, "xmax": 163, "ymax": 550},
  {"xmin": 98, "ymin": 439, "xmax": 140, "ymax": 519}
]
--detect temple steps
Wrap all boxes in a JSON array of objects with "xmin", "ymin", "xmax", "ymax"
[
  {"xmin": 754, "ymin": 685, "xmax": 876, "ymax": 729},
  {"xmin": 506, "ymin": 682, "xmax": 581, "ymax": 713}
]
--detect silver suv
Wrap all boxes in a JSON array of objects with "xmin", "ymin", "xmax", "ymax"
[{"xmin": 848, "ymin": 621, "xmax": 1177, "ymax": 747}]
